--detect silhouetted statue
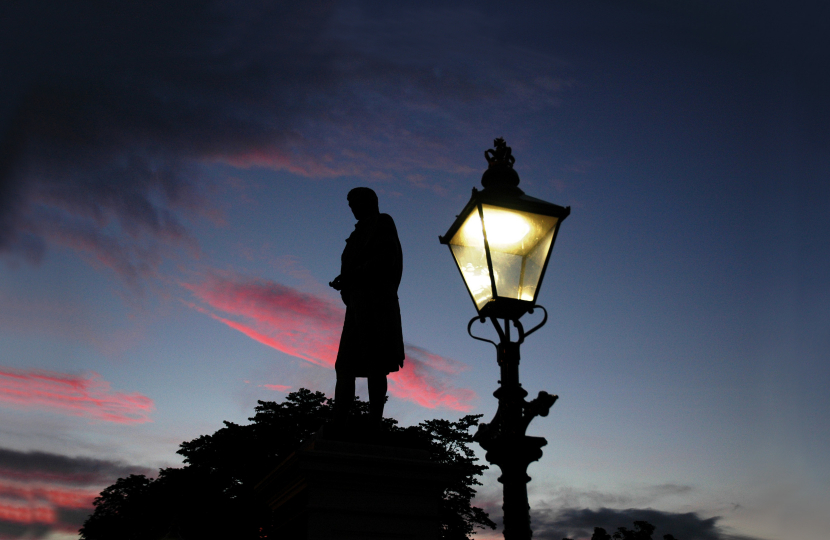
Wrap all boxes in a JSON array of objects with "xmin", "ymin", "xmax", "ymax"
[{"xmin": 329, "ymin": 187, "xmax": 404, "ymax": 430}]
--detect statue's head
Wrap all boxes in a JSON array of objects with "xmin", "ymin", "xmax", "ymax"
[{"xmin": 347, "ymin": 187, "xmax": 379, "ymax": 221}]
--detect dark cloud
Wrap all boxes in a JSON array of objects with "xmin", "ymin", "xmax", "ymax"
[
  {"xmin": 650, "ymin": 484, "xmax": 694, "ymax": 497},
  {"xmin": 0, "ymin": 0, "xmax": 572, "ymax": 284},
  {"xmin": 57, "ymin": 507, "xmax": 95, "ymax": 532},
  {"xmin": 529, "ymin": 507, "xmax": 765, "ymax": 540},
  {"xmin": 3, "ymin": 0, "xmax": 825, "ymax": 286},
  {"xmin": 0, "ymin": 446, "xmax": 153, "ymax": 485},
  {"xmin": 0, "ymin": 521, "xmax": 50, "ymax": 540},
  {"xmin": 0, "ymin": 0, "xmax": 337, "ymax": 281},
  {"xmin": 475, "ymin": 484, "xmax": 764, "ymax": 540}
]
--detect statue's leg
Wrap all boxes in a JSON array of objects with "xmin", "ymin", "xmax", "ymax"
[
  {"xmin": 367, "ymin": 374, "xmax": 387, "ymax": 427},
  {"xmin": 334, "ymin": 373, "xmax": 355, "ymax": 425}
]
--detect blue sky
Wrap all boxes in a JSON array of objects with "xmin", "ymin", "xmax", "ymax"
[{"xmin": 1, "ymin": 1, "xmax": 828, "ymax": 539}]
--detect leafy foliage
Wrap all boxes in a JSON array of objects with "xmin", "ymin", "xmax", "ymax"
[
  {"xmin": 81, "ymin": 389, "xmax": 495, "ymax": 540},
  {"xmin": 418, "ymin": 416, "xmax": 494, "ymax": 539}
]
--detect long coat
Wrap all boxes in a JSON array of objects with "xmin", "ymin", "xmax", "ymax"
[{"xmin": 335, "ymin": 213, "xmax": 405, "ymax": 377}]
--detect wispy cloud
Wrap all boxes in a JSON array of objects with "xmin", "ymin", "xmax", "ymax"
[
  {"xmin": 182, "ymin": 274, "xmax": 342, "ymax": 368},
  {"xmin": 0, "ymin": 447, "xmax": 153, "ymax": 537},
  {"xmin": 0, "ymin": 367, "xmax": 154, "ymax": 424},
  {"xmin": 0, "ymin": 482, "xmax": 97, "ymax": 511},
  {"xmin": 0, "ymin": 501, "xmax": 56, "ymax": 527},
  {"xmin": 261, "ymin": 384, "xmax": 291, "ymax": 392},
  {"xmin": 393, "ymin": 345, "xmax": 475, "ymax": 411},
  {"xmin": 184, "ymin": 272, "xmax": 475, "ymax": 411},
  {"xmin": 0, "ymin": 1, "xmax": 570, "ymax": 285}
]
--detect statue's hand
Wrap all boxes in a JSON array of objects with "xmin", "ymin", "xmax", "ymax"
[{"xmin": 329, "ymin": 275, "xmax": 343, "ymax": 290}]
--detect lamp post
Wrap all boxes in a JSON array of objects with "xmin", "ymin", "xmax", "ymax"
[{"xmin": 439, "ymin": 139, "xmax": 570, "ymax": 540}]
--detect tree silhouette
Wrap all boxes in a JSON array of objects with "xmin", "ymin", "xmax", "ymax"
[
  {"xmin": 80, "ymin": 389, "xmax": 495, "ymax": 540},
  {"xmin": 563, "ymin": 520, "xmax": 679, "ymax": 540}
]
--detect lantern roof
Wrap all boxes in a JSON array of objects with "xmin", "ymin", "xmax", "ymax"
[{"xmin": 439, "ymin": 139, "xmax": 570, "ymax": 245}]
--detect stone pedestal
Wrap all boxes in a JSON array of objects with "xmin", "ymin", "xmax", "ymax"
[{"xmin": 255, "ymin": 437, "xmax": 446, "ymax": 540}]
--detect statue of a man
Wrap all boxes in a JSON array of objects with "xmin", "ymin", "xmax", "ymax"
[{"xmin": 329, "ymin": 187, "xmax": 404, "ymax": 430}]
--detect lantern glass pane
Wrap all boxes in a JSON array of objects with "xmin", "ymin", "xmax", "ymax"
[
  {"xmin": 517, "ymin": 226, "xmax": 556, "ymax": 301},
  {"xmin": 481, "ymin": 204, "xmax": 558, "ymax": 302},
  {"xmin": 449, "ymin": 210, "xmax": 492, "ymax": 310}
]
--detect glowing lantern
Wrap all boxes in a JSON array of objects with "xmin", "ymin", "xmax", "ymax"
[{"xmin": 439, "ymin": 139, "xmax": 570, "ymax": 319}]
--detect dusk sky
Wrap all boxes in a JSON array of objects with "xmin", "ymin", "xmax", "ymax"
[{"xmin": 1, "ymin": 1, "xmax": 828, "ymax": 539}]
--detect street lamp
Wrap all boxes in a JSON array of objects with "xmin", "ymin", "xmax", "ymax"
[{"xmin": 439, "ymin": 138, "xmax": 570, "ymax": 540}]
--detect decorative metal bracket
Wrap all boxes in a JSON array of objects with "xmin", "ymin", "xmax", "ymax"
[
  {"xmin": 522, "ymin": 305, "xmax": 548, "ymax": 339},
  {"xmin": 468, "ymin": 316, "xmax": 498, "ymax": 350},
  {"xmin": 466, "ymin": 305, "xmax": 548, "ymax": 350}
]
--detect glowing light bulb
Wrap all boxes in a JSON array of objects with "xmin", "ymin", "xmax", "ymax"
[{"xmin": 483, "ymin": 209, "xmax": 530, "ymax": 248}]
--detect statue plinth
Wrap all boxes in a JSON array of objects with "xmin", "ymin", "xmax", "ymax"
[{"xmin": 255, "ymin": 437, "xmax": 447, "ymax": 539}]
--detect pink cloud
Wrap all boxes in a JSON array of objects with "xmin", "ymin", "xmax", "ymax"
[
  {"xmin": 184, "ymin": 273, "xmax": 475, "ymax": 411},
  {"xmin": 0, "ymin": 501, "xmax": 56, "ymax": 525},
  {"xmin": 390, "ymin": 346, "xmax": 475, "ymax": 411},
  {"xmin": 262, "ymin": 384, "xmax": 292, "ymax": 392},
  {"xmin": 405, "ymin": 345, "xmax": 470, "ymax": 375},
  {"xmin": 0, "ymin": 367, "xmax": 154, "ymax": 424},
  {"xmin": 0, "ymin": 480, "xmax": 98, "ymax": 510},
  {"xmin": 182, "ymin": 275, "xmax": 344, "ymax": 368}
]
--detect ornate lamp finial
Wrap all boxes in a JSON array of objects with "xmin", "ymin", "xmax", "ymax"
[
  {"xmin": 481, "ymin": 138, "xmax": 521, "ymax": 190},
  {"xmin": 484, "ymin": 137, "xmax": 515, "ymax": 168}
]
